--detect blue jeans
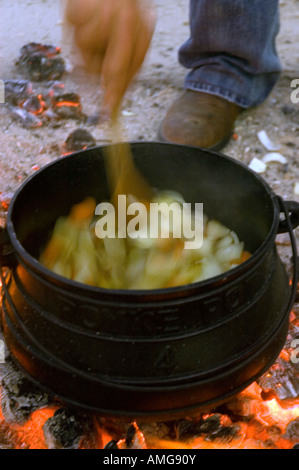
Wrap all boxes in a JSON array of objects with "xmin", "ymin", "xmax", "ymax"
[{"xmin": 179, "ymin": 0, "xmax": 281, "ymax": 108}]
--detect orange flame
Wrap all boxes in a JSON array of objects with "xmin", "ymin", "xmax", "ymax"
[
  {"xmin": 54, "ymin": 101, "xmax": 80, "ymax": 108},
  {"xmin": 14, "ymin": 406, "xmax": 59, "ymax": 449}
]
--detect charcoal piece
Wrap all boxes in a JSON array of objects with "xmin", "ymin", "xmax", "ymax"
[
  {"xmin": 0, "ymin": 358, "xmax": 51, "ymax": 424},
  {"xmin": 197, "ymin": 414, "xmax": 224, "ymax": 435},
  {"xmin": 284, "ymin": 418, "xmax": 299, "ymax": 443},
  {"xmin": 17, "ymin": 43, "xmax": 65, "ymax": 81},
  {"xmin": 3, "ymin": 79, "xmax": 33, "ymax": 105},
  {"xmin": 175, "ymin": 419, "xmax": 199, "ymax": 440},
  {"xmin": 175, "ymin": 414, "xmax": 238, "ymax": 443},
  {"xmin": 10, "ymin": 106, "xmax": 43, "ymax": 129},
  {"xmin": 258, "ymin": 315, "xmax": 299, "ymax": 402},
  {"xmin": 26, "ymin": 55, "xmax": 65, "ymax": 81},
  {"xmin": 51, "ymin": 92, "xmax": 83, "ymax": 119},
  {"xmin": 139, "ymin": 422, "xmax": 170, "ymax": 441},
  {"xmin": 42, "ymin": 407, "xmax": 95, "ymax": 449},
  {"xmin": 176, "ymin": 415, "xmax": 223, "ymax": 440},
  {"xmin": 104, "ymin": 440, "xmax": 119, "ymax": 449},
  {"xmin": 123, "ymin": 423, "xmax": 147, "ymax": 449},
  {"xmin": 125, "ymin": 423, "xmax": 137, "ymax": 447},
  {"xmin": 258, "ymin": 357, "xmax": 299, "ymax": 401},
  {"xmin": 18, "ymin": 43, "xmax": 61, "ymax": 62},
  {"xmin": 22, "ymin": 95, "xmax": 47, "ymax": 115},
  {"xmin": 196, "ymin": 414, "xmax": 238, "ymax": 443},
  {"xmin": 63, "ymin": 128, "xmax": 96, "ymax": 153}
]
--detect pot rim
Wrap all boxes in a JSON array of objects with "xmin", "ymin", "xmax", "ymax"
[{"xmin": 5, "ymin": 142, "xmax": 281, "ymax": 298}]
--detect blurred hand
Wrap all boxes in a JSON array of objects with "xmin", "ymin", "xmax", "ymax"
[{"xmin": 65, "ymin": 0, "xmax": 156, "ymax": 116}]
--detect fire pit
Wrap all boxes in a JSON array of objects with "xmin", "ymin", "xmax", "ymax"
[{"xmin": 0, "ymin": 143, "xmax": 298, "ymax": 425}]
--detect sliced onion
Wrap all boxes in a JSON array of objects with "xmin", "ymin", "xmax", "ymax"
[
  {"xmin": 41, "ymin": 190, "xmax": 249, "ymax": 290},
  {"xmin": 215, "ymin": 242, "xmax": 244, "ymax": 264},
  {"xmin": 200, "ymin": 256, "xmax": 223, "ymax": 281},
  {"xmin": 192, "ymin": 238, "xmax": 214, "ymax": 257},
  {"xmin": 206, "ymin": 220, "xmax": 230, "ymax": 240},
  {"xmin": 248, "ymin": 157, "xmax": 267, "ymax": 174},
  {"xmin": 216, "ymin": 233, "xmax": 235, "ymax": 248},
  {"xmin": 257, "ymin": 130, "xmax": 281, "ymax": 151},
  {"xmin": 262, "ymin": 152, "xmax": 288, "ymax": 165},
  {"xmin": 230, "ymin": 231, "xmax": 240, "ymax": 244}
]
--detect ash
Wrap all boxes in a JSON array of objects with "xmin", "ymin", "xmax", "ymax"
[
  {"xmin": 0, "ymin": 356, "xmax": 52, "ymax": 425},
  {"xmin": 43, "ymin": 407, "xmax": 97, "ymax": 449},
  {"xmin": 0, "ymin": 340, "xmax": 98, "ymax": 449}
]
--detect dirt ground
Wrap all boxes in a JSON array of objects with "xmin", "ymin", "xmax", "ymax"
[{"xmin": 0, "ymin": 0, "xmax": 299, "ymax": 265}]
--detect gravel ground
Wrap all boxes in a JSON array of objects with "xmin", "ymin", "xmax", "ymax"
[{"xmin": 0, "ymin": 0, "xmax": 299, "ymax": 265}]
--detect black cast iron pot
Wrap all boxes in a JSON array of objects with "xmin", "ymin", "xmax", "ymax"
[{"xmin": 0, "ymin": 142, "xmax": 299, "ymax": 421}]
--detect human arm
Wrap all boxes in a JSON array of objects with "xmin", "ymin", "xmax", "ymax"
[{"xmin": 65, "ymin": 0, "xmax": 156, "ymax": 116}]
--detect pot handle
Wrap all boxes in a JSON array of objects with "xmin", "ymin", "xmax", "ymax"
[
  {"xmin": 277, "ymin": 199, "xmax": 299, "ymax": 234},
  {"xmin": 276, "ymin": 197, "xmax": 298, "ymax": 314},
  {"xmin": 0, "ymin": 227, "xmax": 17, "ymax": 269}
]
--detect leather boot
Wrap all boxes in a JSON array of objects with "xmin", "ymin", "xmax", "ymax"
[{"xmin": 158, "ymin": 90, "xmax": 241, "ymax": 150}]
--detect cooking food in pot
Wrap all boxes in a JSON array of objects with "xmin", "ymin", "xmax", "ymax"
[{"xmin": 39, "ymin": 191, "xmax": 250, "ymax": 289}]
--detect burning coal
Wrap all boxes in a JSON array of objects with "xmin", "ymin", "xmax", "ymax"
[
  {"xmin": 50, "ymin": 91, "xmax": 83, "ymax": 119},
  {"xmin": 16, "ymin": 42, "xmax": 65, "ymax": 82},
  {"xmin": 3, "ymin": 43, "xmax": 99, "ymax": 128},
  {"xmin": 5, "ymin": 79, "xmax": 85, "ymax": 129},
  {"xmin": 3, "ymin": 80, "xmax": 33, "ymax": 106},
  {"xmin": 62, "ymin": 128, "xmax": 96, "ymax": 154}
]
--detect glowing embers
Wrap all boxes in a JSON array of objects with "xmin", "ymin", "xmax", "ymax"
[
  {"xmin": 258, "ymin": 311, "xmax": 299, "ymax": 404},
  {"xmin": 100, "ymin": 313, "xmax": 299, "ymax": 449},
  {"xmin": 4, "ymin": 42, "xmax": 85, "ymax": 128},
  {"xmin": 101, "ymin": 383, "xmax": 299, "ymax": 449},
  {"xmin": 3, "ymin": 80, "xmax": 33, "ymax": 105},
  {"xmin": 22, "ymin": 94, "xmax": 47, "ymax": 116},
  {"xmin": 0, "ymin": 358, "xmax": 100, "ymax": 449},
  {"xmin": 0, "ymin": 353, "xmax": 298, "ymax": 449},
  {"xmin": 16, "ymin": 43, "xmax": 65, "ymax": 82},
  {"xmin": 4, "ymin": 43, "xmax": 109, "ymax": 129},
  {"xmin": 5, "ymin": 80, "xmax": 85, "ymax": 128},
  {"xmin": 50, "ymin": 91, "xmax": 83, "ymax": 120}
]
